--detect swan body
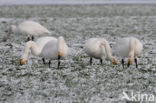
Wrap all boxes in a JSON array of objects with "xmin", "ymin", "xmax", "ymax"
[
  {"xmin": 3, "ymin": 20, "xmax": 50, "ymax": 41},
  {"xmin": 84, "ymin": 38, "xmax": 117, "ymax": 65},
  {"xmin": 113, "ymin": 37, "xmax": 143, "ymax": 68},
  {"xmin": 20, "ymin": 36, "xmax": 68, "ymax": 68},
  {"xmin": 14, "ymin": 21, "xmax": 50, "ymax": 36}
]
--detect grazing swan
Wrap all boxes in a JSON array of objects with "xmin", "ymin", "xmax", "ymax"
[
  {"xmin": 113, "ymin": 37, "xmax": 143, "ymax": 68},
  {"xmin": 3, "ymin": 20, "xmax": 50, "ymax": 42},
  {"xmin": 20, "ymin": 36, "xmax": 68, "ymax": 68},
  {"xmin": 84, "ymin": 38, "xmax": 117, "ymax": 65}
]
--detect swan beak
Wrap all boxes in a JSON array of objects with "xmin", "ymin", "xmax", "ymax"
[
  {"xmin": 113, "ymin": 59, "xmax": 117, "ymax": 65},
  {"xmin": 20, "ymin": 59, "xmax": 24, "ymax": 65},
  {"xmin": 58, "ymin": 51, "xmax": 61, "ymax": 69},
  {"xmin": 128, "ymin": 58, "xmax": 131, "ymax": 67},
  {"xmin": 58, "ymin": 51, "xmax": 61, "ymax": 59}
]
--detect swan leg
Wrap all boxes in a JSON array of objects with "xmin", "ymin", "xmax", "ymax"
[
  {"xmin": 90, "ymin": 58, "xmax": 93, "ymax": 65},
  {"xmin": 32, "ymin": 36, "xmax": 34, "ymax": 41},
  {"xmin": 134, "ymin": 58, "xmax": 138, "ymax": 68},
  {"xmin": 58, "ymin": 60, "xmax": 61, "ymax": 69},
  {"xmin": 127, "ymin": 59, "xmax": 131, "ymax": 67},
  {"xmin": 48, "ymin": 60, "xmax": 51, "ymax": 68},
  {"xmin": 100, "ymin": 59, "xmax": 103, "ymax": 64},
  {"xmin": 127, "ymin": 62, "xmax": 130, "ymax": 67},
  {"xmin": 121, "ymin": 59, "xmax": 124, "ymax": 68},
  {"xmin": 58, "ymin": 55, "xmax": 61, "ymax": 69},
  {"xmin": 42, "ymin": 58, "xmax": 46, "ymax": 64}
]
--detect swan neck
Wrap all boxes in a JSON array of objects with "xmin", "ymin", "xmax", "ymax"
[
  {"xmin": 58, "ymin": 36, "xmax": 65, "ymax": 52},
  {"xmin": 101, "ymin": 39, "xmax": 113, "ymax": 61},
  {"xmin": 22, "ymin": 41, "xmax": 41, "ymax": 61},
  {"xmin": 129, "ymin": 38, "xmax": 135, "ymax": 58}
]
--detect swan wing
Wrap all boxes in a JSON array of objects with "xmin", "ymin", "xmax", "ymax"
[
  {"xmin": 113, "ymin": 38, "xmax": 130, "ymax": 57},
  {"xmin": 39, "ymin": 39, "xmax": 58, "ymax": 59},
  {"xmin": 36, "ymin": 37, "xmax": 57, "ymax": 54},
  {"xmin": 85, "ymin": 38, "xmax": 105, "ymax": 59}
]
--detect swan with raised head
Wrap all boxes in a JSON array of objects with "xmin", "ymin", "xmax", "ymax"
[
  {"xmin": 84, "ymin": 38, "xmax": 117, "ymax": 65},
  {"xmin": 113, "ymin": 37, "xmax": 143, "ymax": 68},
  {"xmin": 20, "ymin": 36, "xmax": 68, "ymax": 68},
  {"xmin": 3, "ymin": 20, "xmax": 50, "ymax": 42}
]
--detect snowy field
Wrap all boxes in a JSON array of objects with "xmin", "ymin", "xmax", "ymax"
[{"xmin": 0, "ymin": 4, "xmax": 156, "ymax": 103}]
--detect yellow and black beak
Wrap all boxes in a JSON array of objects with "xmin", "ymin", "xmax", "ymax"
[
  {"xmin": 127, "ymin": 58, "xmax": 132, "ymax": 67},
  {"xmin": 58, "ymin": 51, "xmax": 61, "ymax": 59},
  {"xmin": 113, "ymin": 59, "xmax": 117, "ymax": 65},
  {"xmin": 58, "ymin": 51, "xmax": 62, "ymax": 69},
  {"xmin": 20, "ymin": 59, "xmax": 24, "ymax": 65}
]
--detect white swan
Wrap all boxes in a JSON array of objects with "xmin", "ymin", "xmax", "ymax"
[
  {"xmin": 84, "ymin": 38, "xmax": 117, "ymax": 65},
  {"xmin": 113, "ymin": 37, "xmax": 143, "ymax": 68},
  {"xmin": 20, "ymin": 36, "xmax": 68, "ymax": 68},
  {"xmin": 3, "ymin": 20, "xmax": 50, "ymax": 41}
]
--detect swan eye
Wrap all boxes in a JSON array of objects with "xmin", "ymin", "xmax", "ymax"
[
  {"xmin": 58, "ymin": 51, "xmax": 62, "ymax": 56},
  {"xmin": 20, "ymin": 59, "xmax": 24, "ymax": 65},
  {"xmin": 113, "ymin": 59, "xmax": 117, "ymax": 65}
]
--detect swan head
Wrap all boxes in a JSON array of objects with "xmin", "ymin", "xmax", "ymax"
[
  {"xmin": 20, "ymin": 55, "xmax": 27, "ymax": 65},
  {"xmin": 112, "ymin": 58, "xmax": 117, "ymax": 65},
  {"xmin": 58, "ymin": 51, "xmax": 62, "ymax": 59},
  {"xmin": 128, "ymin": 56, "xmax": 132, "ymax": 67},
  {"xmin": 20, "ymin": 58, "xmax": 24, "ymax": 65}
]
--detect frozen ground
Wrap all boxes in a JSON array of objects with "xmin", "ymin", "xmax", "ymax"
[{"xmin": 0, "ymin": 4, "xmax": 156, "ymax": 103}]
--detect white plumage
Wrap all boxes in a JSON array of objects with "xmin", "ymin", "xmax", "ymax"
[
  {"xmin": 20, "ymin": 36, "xmax": 68, "ymax": 68},
  {"xmin": 84, "ymin": 38, "xmax": 117, "ymax": 65},
  {"xmin": 16, "ymin": 21, "xmax": 50, "ymax": 36},
  {"xmin": 4, "ymin": 20, "xmax": 50, "ymax": 41},
  {"xmin": 113, "ymin": 37, "xmax": 143, "ymax": 68}
]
